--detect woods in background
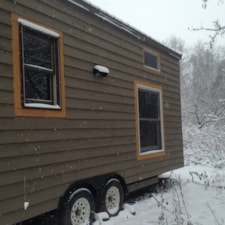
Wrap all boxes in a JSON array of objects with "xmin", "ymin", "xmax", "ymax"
[
  {"xmin": 166, "ymin": 37, "xmax": 225, "ymax": 129},
  {"xmin": 166, "ymin": 37, "xmax": 225, "ymax": 167}
]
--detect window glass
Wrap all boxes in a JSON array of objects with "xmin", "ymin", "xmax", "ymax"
[
  {"xmin": 23, "ymin": 28, "xmax": 53, "ymax": 69},
  {"xmin": 24, "ymin": 68, "xmax": 52, "ymax": 102},
  {"xmin": 138, "ymin": 89, "xmax": 160, "ymax": 119},
  {"xmin": 140, "ymin": 120, "xmax": 162, "ymax": 152},
  {"xmin": 20, "ymin": 25, "xmax": 58, "ymax": 106},
  {"xmin": 136, "ymin": 83, "xmax": 164, "ymax": 157},
  {"xmin": 144, "ymin": 50, "xmax": 159, "ymax": 70}
]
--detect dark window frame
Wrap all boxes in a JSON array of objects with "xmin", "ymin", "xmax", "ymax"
[{"xmin": 20, "ymin": 23, "xmax": 60, "ymax": 108}]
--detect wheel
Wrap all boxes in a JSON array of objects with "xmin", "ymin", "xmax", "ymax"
[
  {"xmin": 59, "ymin": 188, "xmax": 95, "ymax": 225},
  {"xmin": 101, "ymin": 178, "xmax": 124, "ymax": 217}
]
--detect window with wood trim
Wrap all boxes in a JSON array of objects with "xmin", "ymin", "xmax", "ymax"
[
  {"xmin": 144, "ymin": 49, "xmax": 160, "ymax": 71},
  {"xmin": 12, "ymin": 14, "xmax": 66, "ymax": 117},
  {"xmin": 135, "ymin": 81, "xmax": 165, "ymax": 160}
]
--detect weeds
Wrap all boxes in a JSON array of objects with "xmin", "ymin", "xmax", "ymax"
[
  {"xmin": 189, "ymin": 171, "xmax": 210, "ymax": 190},
  {"xmin": 207, "ymin": 203, "xmax": 224, "ymax": 225},
  {"xmin": 152, "ymin": 176, "xmax": 193, "ymax": 225},
  {"xmin": 152, "ymin": 174, "xmax": 225, "ymax": 225}
]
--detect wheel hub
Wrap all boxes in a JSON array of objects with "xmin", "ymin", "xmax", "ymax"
[
  {"xmin": 71, "ymin": 197, "xmax": 91, "ymax": 225},
  {"xmin": 105, "ymin": 186, "xmax": 120, "ymax": 214}
]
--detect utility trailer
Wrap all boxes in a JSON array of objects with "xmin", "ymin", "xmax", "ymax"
[{"xmin": 0, "ymin": 0, "xmax": 183, "ymax": 224}]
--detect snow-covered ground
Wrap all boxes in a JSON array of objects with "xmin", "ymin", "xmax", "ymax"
[
  {"xmin": 96, "ymin": 166, "xmax": 225, "ymax": 225},
  {"xmin": 96, "ymin": 125, "xmax": 225, "ymax": 225}
]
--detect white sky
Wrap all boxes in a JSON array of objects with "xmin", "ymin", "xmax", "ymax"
[{"xmin": 86, "ymin": 0, "xmax": 225, "ymax": 47}]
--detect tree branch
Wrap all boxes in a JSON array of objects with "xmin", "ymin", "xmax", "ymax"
[{"xmin": 190, "ymin": 21, "xmax": 225, "ymax": 47}]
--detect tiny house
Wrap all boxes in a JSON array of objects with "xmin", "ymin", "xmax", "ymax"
[{"xmin": 0, "ymin": 0, "xmax": 183, "ymax": 224}]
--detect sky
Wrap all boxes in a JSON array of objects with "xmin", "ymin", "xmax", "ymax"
[{"xmin": 86, "ymin": 0, "xmax": 225, "ymax": 47}]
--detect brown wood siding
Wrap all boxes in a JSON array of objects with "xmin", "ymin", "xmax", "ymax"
[{"xmin": 0, "ymin": 0, "xmax": 183, "ymax": 224}]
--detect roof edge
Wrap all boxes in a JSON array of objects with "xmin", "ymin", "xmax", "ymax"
[{"xmin": 66, "ymin": 0, "xmax": 182, "ymax": 60}]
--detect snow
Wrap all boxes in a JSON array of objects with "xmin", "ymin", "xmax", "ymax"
[
  {"xmin": 92, "ymin": 124, "xmax": 225, "ymax": 225},
  {"xmin": 21, "ymin": 123, "xmax": 225, "ymax": 225},
  {"xmin": 94, "ymin": 13, "xmax": 142, "ymax": 40},
  {"xmin": 92, "ymin": 165, "xmax": 225, "ymax": 225},
  {"xmin": 94, "ymin": 65, "xmax": 110, "ymax": 74},
  {"xmin": 18, "ymin": 18, "xmax": 60, "ymax": 37},
  {"xmin": 18, "ymin": 106, "xmax": 225, "ymax": 225},
  {"xmin": 24, "ymin": 103, "xmax": 61, "ymax": 109},
  {"xmin": 24, "ymin": 201, "xmax": 29, "ymax": 211},
  {"xmin": 67, "ymin": 0, "xmax": 90, "ymax": 11}
]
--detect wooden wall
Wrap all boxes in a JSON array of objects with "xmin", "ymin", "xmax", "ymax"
[{"xmin": 0, "ymin": 0, "xmax": 183, "ymax": 224}]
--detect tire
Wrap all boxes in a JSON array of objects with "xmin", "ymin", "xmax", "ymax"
[
  {"xmin": 101, "ymin": 178, "xmax": 124, "ymax": 217},
  {"xmin": 59, "ymin": 188, "xmax": 95, "ymax": 225}
]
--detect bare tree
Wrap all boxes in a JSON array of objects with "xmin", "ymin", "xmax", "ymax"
[
  {"xmin": 165, "ymin": 37, "xmax": 225, "ymax": 128},
  {"xmin": 192, "ymin": 0, "xmax": 225, "ymax": 47}
]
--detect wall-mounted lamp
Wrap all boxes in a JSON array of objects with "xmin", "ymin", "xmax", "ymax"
[{"xmin": 93, "ymin": 65, "xmax": 110, "ymax": 77}]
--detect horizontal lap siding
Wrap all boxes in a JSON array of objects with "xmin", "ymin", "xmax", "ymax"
[
  {"xmin": 0, "ymin": 0, "xmax": 183, "ymax": 224},
  {"xmin": 1, "ymin": 199, "xmax": 59, "ymax": 225},
  {"xmin": 162, "ymin": 51, "xmax": 182, "ymax": 170},
  {"xmin": 0, "ymin": 8, "xmax": 14, "ymax": 124}
]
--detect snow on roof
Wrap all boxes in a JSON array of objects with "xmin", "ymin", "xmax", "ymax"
[
  {"xmin": 18, "ymin": 18, "xmax": 60, "ymax": 37},
  {"xmin": 67, "ymin": 0, "xmax": 182, "ymax": 59},
  {"xmin": 67, "ymin": 0, "xmax": 90, "ymax": 11},
  {"xmin": 94, "ymin": 12, "xmax": 142, "ymax": 40}
]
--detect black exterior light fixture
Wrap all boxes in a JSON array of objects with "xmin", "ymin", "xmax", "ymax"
[{"xmin": 93, "ymin": 65, "xmax": 110, "ymax": 77}]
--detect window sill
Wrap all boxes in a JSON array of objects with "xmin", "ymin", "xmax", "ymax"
[
  {"xmin": 143, "ymin": 65, "xmax": 161, "ymax": 75},
  {"xmin": 137, "ymin": 150, "xmax": 166, "ymax": 160},
  {"xmin": 14, "ymin": 104, "xmax": 66, "ymax": 118},
  {"xmin": 24, "ymin": 103, "xmax": 61, "ymax": 110}
]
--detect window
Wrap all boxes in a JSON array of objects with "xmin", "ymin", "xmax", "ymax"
[
  {"xmin": 144, "ymin": 49, "xmax": 160, "ymax": 71},
  {"xmin": 12, "ymin": 14, "xmax": 66, "ymax": 117},
  {"xmin": 135, "ymin": 81, "xmax": 165, "ymax": 160}
]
